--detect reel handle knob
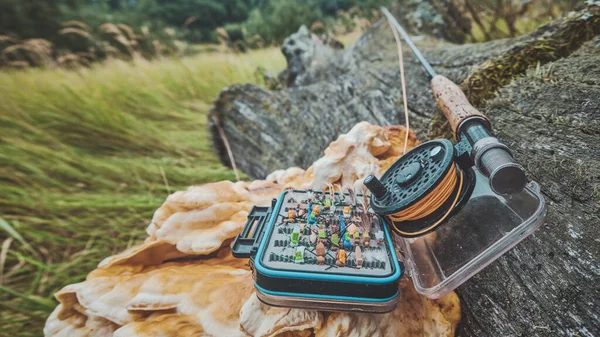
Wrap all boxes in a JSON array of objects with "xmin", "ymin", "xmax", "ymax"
[{"xmin": 364, "ymin": 175, "xmax": 388, "ymax": 199}]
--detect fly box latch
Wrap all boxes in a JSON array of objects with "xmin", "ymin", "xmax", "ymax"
[{"xmin": 231, "ymin": 206, "xmax": 272, "ymax": 259}]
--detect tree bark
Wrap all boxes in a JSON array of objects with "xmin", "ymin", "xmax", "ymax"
[{"xmin": 209, "ymin": 4, "xmax": 600, "ymax": 336}]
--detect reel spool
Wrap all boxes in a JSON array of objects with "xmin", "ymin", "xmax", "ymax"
[{"xmin": 364, "ymin": 139, "xmax": 474, "ymax": 237}]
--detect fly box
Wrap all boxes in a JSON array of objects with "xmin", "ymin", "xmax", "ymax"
[{"xmin": 232, "ymin": 190, "xmax": 403, "ymax": 313}]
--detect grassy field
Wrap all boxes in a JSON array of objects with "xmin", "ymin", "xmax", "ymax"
[{"xmin": 0, "ymin": 48, "xmax": 286, "ymax": 336}]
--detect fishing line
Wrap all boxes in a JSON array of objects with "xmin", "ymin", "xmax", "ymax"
[
  {"xmin": 212, "ymin": 116, "xmax": 240, "ymax": 182},
  {"xmin": 388, "ymin": 165, "xmax": 460, "ymax": 222},
  {"xmin": 389, "ymin": 165, "xmax": 463, "ymax": 236},
  {"xmin": 386, "ymin": 14, "xmax": 410, "ymax": 155}
]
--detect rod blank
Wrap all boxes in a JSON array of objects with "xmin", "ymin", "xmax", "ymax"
[{"xmin": 380, "ymin": 7, "xmax": 438, "ymax": 79}]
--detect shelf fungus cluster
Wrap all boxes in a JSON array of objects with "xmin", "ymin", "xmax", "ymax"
[{"xmin": 44, "ymin": 122, "xmax": 459, "ymax": 337}]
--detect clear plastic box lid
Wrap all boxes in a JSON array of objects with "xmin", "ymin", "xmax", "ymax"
[{"xmin": 397, "ymin": 169, "xmax": 546, "ymax": 299}]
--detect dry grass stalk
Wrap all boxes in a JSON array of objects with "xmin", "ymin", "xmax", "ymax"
[
  {"xmin": 183, "ymin": 16, "xmax": 199, "ymax": 29},
  {"xmin": 152, "ymin": 40, "xmax": 163, "ymax": 57},
  {"xmin": 57, "ymin": 53, "xmax": 93, "ymax": 68},
  {"xmin": 75, "ymin": 52, "xmax": 95, "ymax": 62},
  {"xmin": 216, "ymin": 27, "xmax": 229, "ymax": 46},
  {"xmin": 102, "ymin": 42, "xmax": 120, "ymax": 57},
  {"xmin": 0, "ymin": 35, "xmax": 20, "ymax": 45},
  {"xmin": 2, "ymin": 44, "xmax": 26, "ymax": 55},
  {"xmin": 117, "ymin": 24, "xmax": 137, "ymax": 42},
  {"xmin": 6, "ymin": 60, "xmax": 29, "ymax": 69},
  {"xmin": 25, "ymin": 39, "xmax": 54, "ymax": 67},
  {"xmin": 61, "ymin": 20, "xmax": 91, "ymax": 32},
  {"xmin": 1, "ymin": 39, "xmax": 54, "ymax": 67},
  {"xmin": 57, "ymin": 53, "xmax": 79, "ymax": 66},
  {"xmin": 58, "ymin": 27, "xmax": 93, "ymax": 40},
  {"xmin": 164, "ymin": 27, "xmax": 176, "ymax": 37},
  {"xmin": 112, "ymin": 34, "xmax": 136, "ymax": 58},
  {"xmin": 99, "ymin": 23, "xmax": 123, "ymax": 36}
]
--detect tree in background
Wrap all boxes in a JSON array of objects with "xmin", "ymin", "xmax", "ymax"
[
  {"xmin": 148, "ymin": 0, "xmax": 254, "ymax": 42},
  {"xmin": 245, "ymin": 0, "xmax": 324, "ymax": 44},
  {"xmin": 0, "ymin": 0, "xmax": 62, "ymax": 39},
  {"xmin": 244, "ymin": 0, "xmax": 391, "ymax": 44}
]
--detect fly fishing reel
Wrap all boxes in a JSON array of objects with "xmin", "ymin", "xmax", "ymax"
[{"xmin": 364, "ymin": 139, "xmax": 475, "ymax": 237}]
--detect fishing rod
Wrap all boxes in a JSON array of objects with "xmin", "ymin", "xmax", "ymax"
[{"xmin": 378, "ymin": 6, "xmax": 527, "ymax": 196}]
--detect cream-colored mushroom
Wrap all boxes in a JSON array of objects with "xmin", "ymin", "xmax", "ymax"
[
  {"xmin": 240, "ymin": 293, "xmax": 323, "ymax": 337},
  {"xmin": 315, "ymin": 279, "xmax": 460, "ymax": 337}
]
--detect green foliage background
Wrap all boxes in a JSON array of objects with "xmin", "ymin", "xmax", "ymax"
[{"xmin": 0, "ymin": 0, "xmax": 389, "ymax": 44}]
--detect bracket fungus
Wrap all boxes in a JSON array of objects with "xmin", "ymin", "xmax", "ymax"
[{"xmin": 44, "ymin": 122, "xmax": 459, "ymax": 337}]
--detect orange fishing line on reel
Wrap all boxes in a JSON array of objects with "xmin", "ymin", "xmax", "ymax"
[
  {"xmin": 387, "ymin": 165, "xmax": 464, "ymax": 237},
  {"xmin": 388, "ymin": 164, "xmax": 459, "ymax": 222}
]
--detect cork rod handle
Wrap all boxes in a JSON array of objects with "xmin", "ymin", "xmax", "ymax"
[{"xmin": 431, "ymin": 74, "xmax": 490, "ymax": 135}]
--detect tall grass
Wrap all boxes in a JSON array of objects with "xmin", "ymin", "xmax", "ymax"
[{"xmin": 0, "ymin": 48, "xmax": 285, "ymax": 336}]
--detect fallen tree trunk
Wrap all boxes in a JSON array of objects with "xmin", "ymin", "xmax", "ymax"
[{"xmin": 210, "ymin": 4, "xmax": 600, "ymax": 336}]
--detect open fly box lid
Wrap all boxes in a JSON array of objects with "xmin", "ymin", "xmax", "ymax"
[
  {"xmin": 365, "ymin": 138, "xmax": 547, "ymax": 299},
  {"xmin": 232, "ymin": 190, "xmax": 403, "ymax": 313}
]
